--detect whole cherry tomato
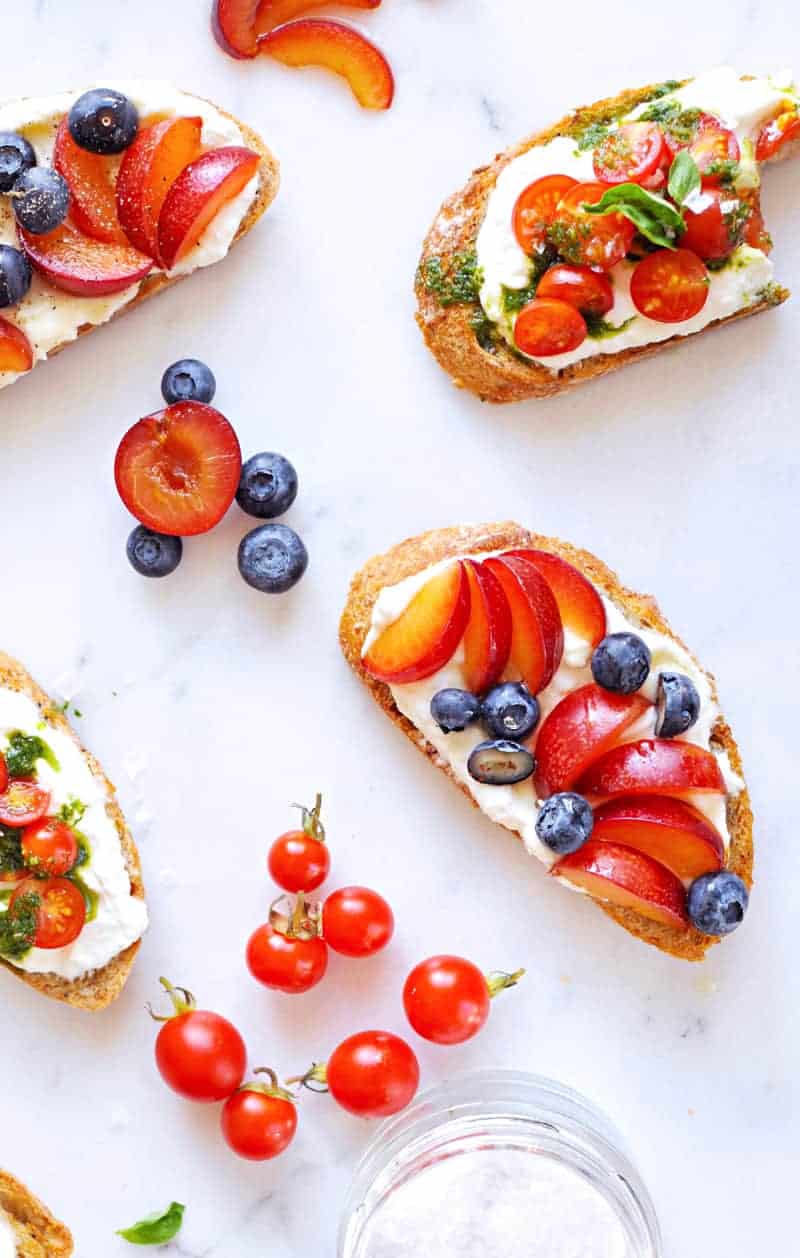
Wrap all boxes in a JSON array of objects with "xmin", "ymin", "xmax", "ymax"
[
  {"xmin": 21, "ymin": 817, "xmax": 78, "ymax": 876},
  {"xmin": 630, "ymin": 248, "xmax": 710, "ymax": 323},
  {"xmin": 221, "ymin": 1070, "xmax": 298, "ymax": 1161},
  {"xmin": 246, "ymin": 921, "xmax": 328, "ymax": 994},
  {"xmin": 10, "ymin": 876, "xmax": 87, "ymax": 949},
  {"xmin": 322, "ymin": 886, "xmax": 394, "ymax": 958},
  {"xmin": 151, "ymin": 978, "xmax": 247, "ymax": 1102},
  {"xmin": 403, "ymin": 956, "xmax": 524, "ymax": 1045},
  {"xmin": 268, "ymin": 794, "xmax": 330, "ymax": 894},
  {"xmin": 322, "ymin": 1031, "xmax": 420, "ymax": 1118}
]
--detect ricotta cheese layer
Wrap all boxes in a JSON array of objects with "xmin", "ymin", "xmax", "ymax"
[
  {"xmin": 363, "ymin": 551, "xmax": 743, "ymax": 871},
  {"xmin": 0, "ymin": 80, "xmax": 260, "ymax": 389},
  {"xmin": 0, "ymin": 687, "xmax": 148, "ymax": 981},
  {"xmin": 476, "ymin": 67, "xmax": 798, "ymax": 370}
]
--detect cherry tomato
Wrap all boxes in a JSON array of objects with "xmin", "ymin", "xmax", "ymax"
[
  {"xmin": 221, "ymin": 1080, "xmax": 297, "ymax": 1161},
  {"xmin": 756, "ymin": 107, "xmax": 800, "ymax": 162},
  {"xmin": 20, "ymin": 817, "xmax": 78, "ymax": 876},
  {"xmin": 246, "ymin": 922, "xmax": 328, "ymax": 994},
  {"xmin": 0, "ymin": 781, "xmax": 50, "ymax": 827},
  {"xmin": 688, "ymin": 125, "xmax": 740, "ymax": 183},
  {"xmin": 550, "ymin": 182, "xmax": 635, "ymax": 270},
  {"xmin": 514, "ymin": 298, "xmax": 587, "ymax": 357},
  {"xmin": 679, "ymin": 188, "xmax": 747, "ymax": 261},
  {"xmin": 268, "ymin": 795, "xmax": 330, "ymax": 893},
  {"xmin": 630, "ymin": 248, "xmax": 710, "ymax": 323},
  {"xmin": 325, "ymin": 1030, "xmax": 420, "ymax": 1118},
  {"xmin": 10, "ymin": 876, "xmax": 86, "ymax": 949},
  {"xmin": 593, "ymin": 122, "xmax": 667, "ymax": 186},
  {"xmin": 152, "ymin": 979, "xmax": 247, "ymax": 1102},
  {"xmin": 512, "ymin": 174, "xmax": 577, "ymax": 255},
  {"xmin": 536, "ymin": 264, "xmax": 614, "ymax": 316},
  {"xmin": 322, "ymin": 886, "xmax": 394, "ymax": 958},
  {"xmin": 742, "ymin": 199, "xmax": 772, "ymax": 253},
  {"xmin": 0, "ymin": 753, "xmax": 7, "ymax": 794},
  {"xmin": 403, "ymin": 955, "xmax": 490, "ymax": 1044},
  {"xmin": 662, "ymin": 110, "xmax": 719, "ymax": 160}
]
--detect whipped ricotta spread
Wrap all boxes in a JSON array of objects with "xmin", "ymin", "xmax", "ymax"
[
  {"xmin": 0, "ymin": 687, "xmax": 148, "ymax": 980},
  {"xmin": 0, "ymin": 1211, "xmax": 16, "ymax": 1258},
  {"xmin": 363, "ymin": 551, "xmax": 743, "ymax": 872},
  {"xmin": 351, "ymin": 1146, "xmax": 628, "ymax": 1258},
  {"xmin": 0, "ymin": 80, "xmax": 260, "ymax": 389},
  {"xmin": 476, "ymin": 67, "xmax": 798, "ymax": 370}
]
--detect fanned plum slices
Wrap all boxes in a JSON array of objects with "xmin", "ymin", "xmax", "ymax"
[
  {"xmin": 158, "ymin": 146, "xmax": 259, "ymax": 270},
  {"xmin": 19, "ymin": 222, "xmax": 154, "ymax": 297},
  {"xmin": 592, "ymin": 795, "xmax": 724, "ymax": 882},
  {"xmin": 552, "ymin": 839, "xmax": 689, "ymax": 929},
  {"xmin": 506, "ymin": 548, "xmax": 606, "ymax": 649},
  {"xmin": 484, "ymin": 555, "xmax": 563, "ymax": 695},
  {"xmin": 254, "ymin": 0, "xmax": 381, "ymax": 37},
  {"xmin": 117, "ymin": 115, "xmax": 203, "ymax": 260},
  {"xmin": 576, "ymin": 739, "xmax": 726, "ymax": 804},
  {"xmin": 0, "ymin": 317, "xmax": 33, "ymax": 373},
  {"xmin": 364, "ymin": 562, "xmax": 471, "ymax": 685},
  {"xmin": 259, "ymin": 20, "xmax": 395, "ymax": 110},
  {"xmin": 462, "ymin": 560, "xmax": 512, "ymax": 694},
  {"xmin": 53, "ymin": 117, "xmax": 128, "ymax": 246},
  {"xmin": 534, "ymin": 683, "xmax": 651, "ymax": 797}
]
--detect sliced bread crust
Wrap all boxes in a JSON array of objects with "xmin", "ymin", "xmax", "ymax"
[
  {"xmin": 0, "ymin": 1170, "xmax": 73, "ymax": 1257},
  {"xmin": 0, "ymin": 651, "xmax": 145, "ymax": 1009},
  {"xmin": 415, "ymin": 78, "xmax": 789, "ymax": 403},
  {"xmin": 339, "ymin": 524, "xmax": 753, "ymax": 961}
]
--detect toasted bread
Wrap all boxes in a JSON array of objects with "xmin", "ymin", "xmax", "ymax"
[
  {"xmin": 0, "ymin": 1170, "xmax": 73, "ymax": 1257},
  {"xmin": 0, "ymin": 651, "xmax": 145, "ymax": 1009},
  {"xmin": 415, "ymin": 76, "xmax": 791, "ymax": 402},
  {"xmin": 340, "ymin": 524, "xmax": 753, "ymax": 961}
]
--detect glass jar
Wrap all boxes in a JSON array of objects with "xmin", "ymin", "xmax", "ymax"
[{"xmin": 339, "ymin": 1070, "xmax": 662, "ymax": 1258}]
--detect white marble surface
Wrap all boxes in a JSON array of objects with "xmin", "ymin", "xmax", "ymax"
[{"xmin": 1, "ymin": 1, "xmax": 798, "ymax": 1254}]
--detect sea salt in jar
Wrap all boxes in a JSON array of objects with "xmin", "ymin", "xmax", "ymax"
[{"xmin": 339, "ymin": 1071, "xmax": 661, "ymax": 1258}]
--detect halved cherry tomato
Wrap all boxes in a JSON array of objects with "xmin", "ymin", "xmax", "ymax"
[
  {"xmin": 593, "ymin": 122, "xmax": 667, "ymax": 186},
  {"xmin": 549, "ymin": 182, "xmax": 635, "ymax": 270},
  {"xmin": 514, "ymin": 298, "xmax": 587, "ymax": 357},
  {"xmin": 662, "ymin": 110, "xmax": 719, "ymax": 160},
  {"xmin": 0, "ymin": 781, "xmax": 51, "ymax": 828},
  {"xmin": 536, "ymin": 264, "xmax": 614, "ymax": 316},
  {"xmin": 689, "ymin": 125, "xmax": 740, "ymax": 183},
  {"xmin": 0, "ymin": 752, "xmax": 7, "ymax": 794},
  {"xmin": 630, "ymin": 248, "xmax": 709, "ymax": 323},
  {"xmin": 512, "ymin": 174, "xmax": 577, "ymax": 255},
  {"xmin": 742, "ymin": 198, "xmax": 772, "ymax": 253},
  {"xmin": 10, "ymin": 876, "xmax": 86, "ymax": 949},
  {"xmin": 21, "ymin": 817, "xmax": 79, "ymax": 876},
  {"xmin": 679, "ymin": 187, "xmax": 748, "ymax": 261},
  {"xmin": 756, "ymin": 107, "xmax": 800, "ymax": 162}
]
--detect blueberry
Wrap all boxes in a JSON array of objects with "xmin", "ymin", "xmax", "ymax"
[
  {"xmin": 536, "ymin": 792, "xmax": 593, "ymax": 855},
  {"xmin": 11, "ymin": 168, "xmax": 70, "ymax": 235},
  {"xmin": 0, "ymin": 132, "xmax": 36, "ymax": 193},
  {"xmin": 161, "ymin": 358, "xmax": 216, "ymax": 405},
  {"xmin": 656, "ymin": 672, "xmax": 701, "ymax": 738},
  {"xmin": 482, "ymin": 681, "xmax": 540, "ymax": 741},
  {"xmin": 687, "ymin": 871, "xmax": 749, "ymax": 936},
  {"xmin": 238, "ymin": 524, "xmax": 307, "ymax": 593},
  {"xmin": 0, "ymin": 245, "xmax": 32, "ymax": 308},
  {"xmin": 126, "ymin": 526, "xmax": 182, "ymax": 578},
  {"xmin": 467, "ymin": 739, "xmax": 535, "ymax": 786},
  {"xmin": 68, "ymin": 88, "xmax": 139, "ymax": 155},
  {"xmin": 236, "ymin": 452, "xmax": 298, "ymax": 520},
  {"xmin": 430, "ymin": 689, "xmax": 481, "ymax": 733},
  {"xmin": 591, "ymin": 632, "xmax": 651, "ymax": 694}
]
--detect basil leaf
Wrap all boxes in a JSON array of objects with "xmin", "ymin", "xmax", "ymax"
[
  {"xmin": 668, "ymin": 150, "xmax": 701, "ymax": 206},
  {"xmin": 583, "ymin": 184, "xmax": 685, "ymax": 249},
  {"xmin": 117, "ymin": 1202, "xmax": 185, "ymax": 1246}
]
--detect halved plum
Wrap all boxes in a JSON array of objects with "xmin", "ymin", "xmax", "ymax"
[
  {"xmin": 259, "ymin": 19, "xmax": 395, "ymax": 111},
  {"xmin": 534, "ymin": 683, "xmax": 650, "ymax": 798},
  {"xmin": 484, "ymin": 554, "xmax": 563, "ymax": 695},
  {"xmin": 462, "ymin": 560, "xmax": 512, "ymax": 694},
  {"xmin": 0, "ymin": 317, "xmax": 33, "ymax": 373},
  {"xmin": 363, "ymin": 562, "xmax": 470, "ymax": 685},
  {"xmin": 117, "ymin": 115, "xmax": 203, "ymax": 260},
  {"xmin": 552, "ymin": 839, "xmax": 689, "ymax": 929},
  {"xmin": 158, "ymin": 146, "xmax": 259, "ymax": 270},
  {"xmin": 114, "ymin": 401, "xmax": 242, "ymax": 536},
  {"xmin": 19, "ymin": 222, "xmax": 153, "ymax": 297},
  {"xmin": 506, "ymin": 549, "xmax": 606, "ymax": 649},
  {"xmin": 592, "ymin": 795, "xmax": 724, "ymax": 881},
  {"xmin": 53, "ymin": 117, "xmax": 128, "ymax": 245},
  {"xmin": 577, "ymin": 739, "xmax": 726, "ymax": 804}
]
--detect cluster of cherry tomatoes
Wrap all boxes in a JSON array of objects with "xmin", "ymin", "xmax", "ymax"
[{"xmin": 149, "ymin": 797, "xmax": 523, "ymax": 1161}]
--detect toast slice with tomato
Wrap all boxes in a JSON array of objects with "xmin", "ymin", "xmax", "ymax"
[
  {"xmin": 415, "ymin": 73, "xmax": 796, "ymax": 402},
  {"xmin": 0, "ymin": 651, "xmax": 145, "ymax": 1010},
  {"xmin": 0, "ymin": 1169, "xmax": 73, "ymax": 1257},
  {"xmin": 339, "ymin": 523, "xmax": 753, "ymax": 961}
]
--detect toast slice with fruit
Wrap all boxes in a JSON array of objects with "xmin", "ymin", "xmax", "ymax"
[
  {"xmin": 0, "ymin": 1169, "xmax": 73, "ymax": 1256},
  {"xmin": 416, "ymin": 69, "xmax": 798, "ymax": 402},
  {"xmin": 0, "ymin": 651, "xmax": 146, "ymax": 1009},
  {"xmin": 340, "ymin": 524, "xmax": 753, "ymax": 960}
]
